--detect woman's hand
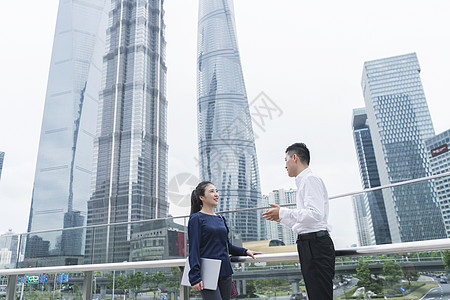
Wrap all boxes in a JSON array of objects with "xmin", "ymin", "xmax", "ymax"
[
  {"xmin": 192, "ymin": 281, "xmax": 204, "ymax": 291},
  {"xmin": 246, "ymin": 249, "xmax": 263, "ymax": 259}
]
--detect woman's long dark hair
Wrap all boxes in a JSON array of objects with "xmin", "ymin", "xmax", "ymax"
[{"xmin": 190, "ymin": 181, "xmax": 213, "ymax": 216}]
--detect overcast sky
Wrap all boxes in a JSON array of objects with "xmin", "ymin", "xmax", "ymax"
[{"xmin": 1, "ymin": 0, "xmax": 449, "ymax": 248}]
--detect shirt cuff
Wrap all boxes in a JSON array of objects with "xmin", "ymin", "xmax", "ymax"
[{"xmin": 279, "ymin": 207, "xmax": 289, "ymax": 221}]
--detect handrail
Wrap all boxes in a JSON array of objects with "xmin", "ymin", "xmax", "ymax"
[
  {"xmin": 1, "ymin": 238, "xmax": 449, "ymax": 276},
  {"xmin": 3, "ymin": 171, "xmax": 450, "ymax": 238}
]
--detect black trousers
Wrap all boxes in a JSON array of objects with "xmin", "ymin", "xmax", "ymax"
[
  {"xmin": 200, "ymin": 275, "xmax": 232, "ymax": 300},
  {"xmin": 297, "ymin": 233, "xmax": 335, "ymax": 299}
]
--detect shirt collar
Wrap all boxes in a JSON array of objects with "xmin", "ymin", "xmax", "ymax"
[{"xmin": 295, "ymin": 167, "xmax": 311, "ymax": 187}]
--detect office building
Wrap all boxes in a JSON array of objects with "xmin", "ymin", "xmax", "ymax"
[
  {"xmin": 130, "ymin": 219, "xmax": 186, "ymax": 262},
  {"xmin": 85, "ymin": 0, "xmax": 169, "ymax": 264},
  {"xmin": 25, "ymin": 0, "xmax": 109, "ymax": 263},
  {"xmin": 262, "ymin": 189, "xmax": 297, "ymax": 245},
  {"xmin": 197, "ymin": 0, "xmax": 262, "ymax": 242},
  {"xmin": 352, "ymin": 108, "xmax": 391, "ymax": 245},
  {"xmin": 0, "ymin": 151, "xmax": 4, "ymax": 181},
  {"xmin": 352, "ymin": 194, "xmax": 375, "ymax": 246},
  {"xmin": 361, "ymin": 53, "xmax": 446, "ymax": 242},
  {"xmin": 0, "ymin": 230, "xmax": 18, "ymax": 268},
  {"xmin": 425, "ymin": 129, "xmax": 450, "ymax": 236}
]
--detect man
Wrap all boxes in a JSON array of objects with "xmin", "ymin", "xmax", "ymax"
[{"xmin": 262, "ymin": 142, "xmax": 335, "ymax": 299}]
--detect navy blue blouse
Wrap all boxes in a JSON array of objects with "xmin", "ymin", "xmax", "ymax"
[{"xmin": 188, "ymin": 212, "xmax": 247, "ymax": 286}]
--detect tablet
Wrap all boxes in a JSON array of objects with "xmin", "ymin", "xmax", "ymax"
[{"xmin": 181, "ymin": 257, "xmax": 222, "ymax": 290}]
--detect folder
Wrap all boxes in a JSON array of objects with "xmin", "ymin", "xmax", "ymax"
[{"xmin": 181, "ymin": 257, "xmax": 222, "ymax": 290}]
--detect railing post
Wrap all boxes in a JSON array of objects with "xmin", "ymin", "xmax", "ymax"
[
  {"xmin": 83, "ymin": 271, "xmax": 93, "ymax": 300},
  {"xmin": 6, "ymin": 275, "xmax": 17, "ymax": 300},
  {"xmin": 179, "ymin": 266, "xmax": 189, "ymax": 300}
]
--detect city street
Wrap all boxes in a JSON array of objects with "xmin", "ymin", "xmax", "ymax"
[{"xmin": 420, "ymin": 279, "xmax": 450, "ymax": 299}]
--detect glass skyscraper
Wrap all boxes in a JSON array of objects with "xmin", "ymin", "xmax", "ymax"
[
  {"xmin": 361, "ymin": 53, "xmax": 446, "ymax": 243},
  {"xmin": 85, "ymin": 0, "xmax": 168, "ymax": 264},
  {"xmin": 197, "ymin": 0, "xmax": 262, "ymax": 242},
  {"xmin": 25, "ymin": 0, "xmax": 109, "ymax": 265},
  {"xmin": 352, "ymin": 194, "xmax": 374, "ymax": 246},
  {"xmin": 425, "ymin": 129, "xmax": 450, "ymax": 237},
  {"xmin": 352, "ymin": 108, "xmax": 391, "ymax": 245}
]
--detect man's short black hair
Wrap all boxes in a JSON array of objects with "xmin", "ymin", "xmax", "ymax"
[{"xmin": 286, "ymin": 143, "xmax": 310, "ymax": 165}]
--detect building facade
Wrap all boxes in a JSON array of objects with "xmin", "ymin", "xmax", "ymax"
[
  {"xmin": 262, "ymin": 189, "xmax": 297, "ymax": 245},
  {"xmin": 352, "ymin": 194, "xmax": 375, "ymax": 246},
  {"xmin": 85, "ymin": 0, "xmax": 169, "ymax": 264},
  {"xmin": 361, "ymin": 53, "xmax": 446, "ymax": 242},
  {"xmin": 25, "ymin": 0, "xmax": 109, "ymax": 263},
  {"xmin": 352, "ymin": 108, "xmax": 391, "ymax": 245},
  {"xmin": 130, "ymin": 219, "xmax": 185, "ymax": 262},
  {"xmin": 197, "ymin": 0, "xmax": 262, "ymax": 242},
  {"xmin": 425, "ymin": 129, "xmax": 450, "ymax": 237},
  {"xmin": 0, "ymin": 230, "xmax": 18, "ymax": 268}
]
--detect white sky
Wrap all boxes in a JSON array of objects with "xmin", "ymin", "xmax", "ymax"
[{"xmin": 0, "ymin": 0, "xmax": 449, "ymax": 248}]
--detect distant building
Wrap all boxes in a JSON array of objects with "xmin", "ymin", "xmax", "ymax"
[
  {"xmin": 361, "ymin": 53, "xmax": 446, "ymax": 242},
  {"xmin": 425, "ymin": 129, "xmax": 450, "ymax": 237},
  {"xmin": 262, "ymin": 189, "xmax": 297, "ymax": 245},
  {"xmin": 130, "ymin": 219, "xmax": 185, "ymax": 262},
  {"xmin": 0, "ymin": 151, "xmax": 4, "ymax": 181},
  {"xmin": 351, "ymin": 108, "xmax": 391, "ymax": 245},
  {"xmin": 0, "ymin": 249, "xmax": 11, "ymax": 267},
  {"xmin": 352, "ymin": 194, "xmax": 374, "ymax": 246},
  {"xmin": 0, "ymin": 230, "xmax": 18, "ymax": 268}
]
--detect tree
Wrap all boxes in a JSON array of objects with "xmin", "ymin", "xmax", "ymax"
[
  {"xmin": 355, "ymin": 259, "xmax": 372, "ymax": 288},
  {"xmin": 383, "ymin": 260, "xmax": 403, "ymax": 287},
  {"xmin": 124, "ymin": 271, "xmax": 148, "ymax": 298},
  {"xmin": 162, "ymin": 267, "xmax": 182, "ymax": 296},
  {"xmin": 442, "ymin": 250, "xmax": 450, "ymax": 270},
  {"xmin": 355, "ymin": 258, "xmax": 382, "ymax": 294},
  {"xmin": 151, "ymin": 271, "xmax": 166, "ymax": 299}
]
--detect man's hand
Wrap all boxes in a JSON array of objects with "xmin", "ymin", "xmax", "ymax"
[
  {"xmin": 262, "ymin": 204, "xmax": 281, "ymax": 222},
  {"xmin": 192, "ymin": 281, "xmax": 204, "ymax": 291}
]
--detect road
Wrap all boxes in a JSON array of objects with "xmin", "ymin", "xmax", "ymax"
[{"xmin": 420, "ymin": 278, "xmax": 450, "ymax": 300}]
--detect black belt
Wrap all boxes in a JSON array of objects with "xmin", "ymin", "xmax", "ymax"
[{"xmin": 297, "ymin": 230, "xmax": 329, "ymax": 241}]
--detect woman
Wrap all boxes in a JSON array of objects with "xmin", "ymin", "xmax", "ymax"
[{"xmin": 188, "ymin": 181, "xmax": 262, "ymax": 299}]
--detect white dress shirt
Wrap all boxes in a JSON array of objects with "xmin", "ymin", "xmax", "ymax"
[{"xmin": 279, "ymin": 167, "xmax": 331, "ymax": 234}]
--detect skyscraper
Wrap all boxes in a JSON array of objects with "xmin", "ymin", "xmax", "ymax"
[
  {"xmin": 352, "ymin": 194, "xmax": 374, "ymax": 246},
  {"xmin": 352, "ymin": 108, "xmax": 391, "ymax": 245},
  {"xmin": 262, "ymin": 189, "xmax": 297, "ymax": 245},
  {"xmin": 85, "ymin": 0, "xmax": 168, "ymax": 264},
  {"xmin": 197, "ymin": 0, "xmax": 262, "ymax": 242},
  {"xmin": 25, "ymin": 0, "xmax": 109, "ymax": 264},
  {"xmin": 361, "ymin": 53, "xmax": 446, "ymax": 243},
  {"xmin": 0, "ymin": 151, "xmax": 4, "ymax": 181},
  {"xmin": 425, "ymin": 129, "xmax": 450, "ymax": 237}
]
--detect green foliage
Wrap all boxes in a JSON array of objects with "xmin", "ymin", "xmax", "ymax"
[
  {"xmin": 163, "ymin": 267, "xmax": 181, "ymax": 292},
  {"xmin": 151, "ymin": 271, "xmax": 166, "ymax": 286},
  {"xmin": 402, "ymin": 265, "xmax": 419, "ymax": 286},
  {"xmin": 383, "ymin": 260, "xmax": 403, "ymax": 286},
  {"xmin": 355, "ymin": 259, "xmax": 372, "ymax": 288},
  {"xmin": 125, "ymin": 271, "xmax": 148, "ymax": 293},
  {"xmin": 442, "ymin": 250, "xmax": 450, "ymax": 270},
  {"xmin": 355, "ymin": 258, "xmax": 382, "ymax": 294}
]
